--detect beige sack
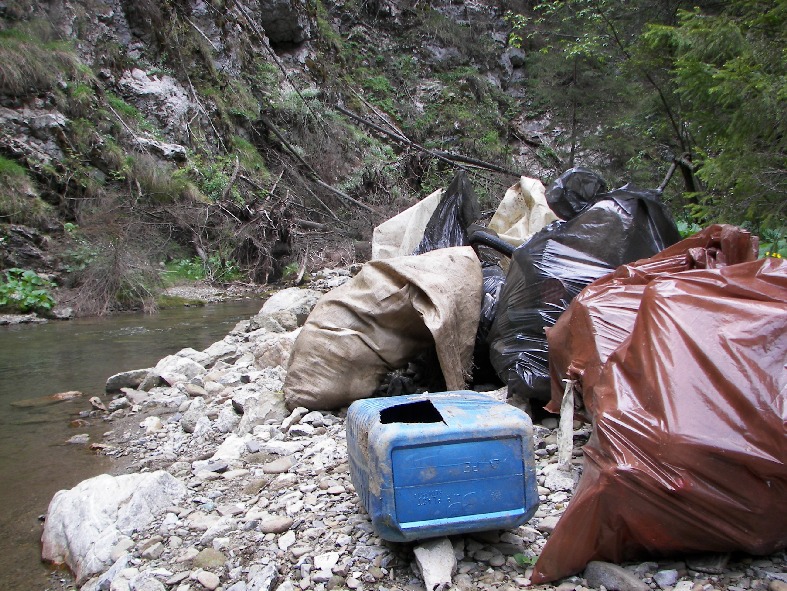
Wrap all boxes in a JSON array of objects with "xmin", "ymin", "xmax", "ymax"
[
  {"xmin": 371, "ymin": 188, "xmax": 443, "ymax": 260},
  {"xmin": 284, "ymin": 247, "xmax": 483, "ymax": 410},
  {"xmin": 488, "ymin": 176, "xmax": 558, "ymax": 248}
]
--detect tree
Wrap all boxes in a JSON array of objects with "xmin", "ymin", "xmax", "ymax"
[{"xmin": 641, "ymin": 1, "xmax": 787, "ymax": 228}]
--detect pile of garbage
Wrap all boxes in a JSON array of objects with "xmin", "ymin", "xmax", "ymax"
[{"xmin": 282, "ymin": 168, "xmax": 787, "ymax": 581}]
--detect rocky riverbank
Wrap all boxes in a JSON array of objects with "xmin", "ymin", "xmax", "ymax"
[{"xmin": 41, "ymin": 272, "xmax": 787, "ymax": 591}]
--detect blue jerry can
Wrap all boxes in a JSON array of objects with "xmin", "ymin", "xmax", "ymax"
[{"xmin": 346, "ymin": 391, "xmax": 539, "ymax": 542}]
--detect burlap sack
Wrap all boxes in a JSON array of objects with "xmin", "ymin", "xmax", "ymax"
[{"xmin": 284, "ymin": 247, "xmax": 483, "ymax": 410}]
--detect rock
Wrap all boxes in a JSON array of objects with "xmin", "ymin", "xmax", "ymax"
[
  {"xmin": 413, "ymin": 538, "xmax": 456, "ymax": 591},
  {"xmin": 154, "ymin": 355, "xmax": 206, "ymax": 386},
  {"xmin": 584, "ymin": 561, "xmax": 650, "ymax": 591},
  {"xmin": 41, "ymin": 471, "xmax": 187, "ymax": 584},
  {"xmin": 140, "ymin": 416, "xmax": 164, "ymax": 433},
  {"xmin": 181, "ymin": 397, "xmax": 207, "ymax": 433},
  {"xmin": 200, "ymin": 517, "xmax": 237, "ymax": 545},
  {"xmin": 246, "ymin": 563, "xmax": 279, "ymax": 591},
  {"xmin": 211, "ymin": 434, "xmax": 249, "ymax": 461},
  {"xmin": 135, "ymin": 137, "xmax": 187, "ymax": 161},
  {"xmin": 770, "ymin": 582, "xmax": 787, "ymax": 591},
  {"xmin": 278, "ymin": 530, "xmax": 296, "ymax": 551},
  {"xmin": 535, "ymin": 515, "xmax": 561, "ymax": 533},
  {"xmin": 256, "ymin": 287, "xmax": 321, "ymax": 326},
  {"xmin": 258, "ymin": 516, "xmax": 293, "ymax": 534},
  {"xmin": 89, "ymin": 396, "xmax": 108, "ymax": 411},
  {"xmin": 10, "ymin": 390, "xmax": 82, "ymax": 408},
  {"xmin": 252, "ymin": 332, "xmax": 299, "ymax": 369},
  {"xmin": 314, "ymin": 551, "xmax": 340, "ymax": 571},
  {"xmin": 215, "ymin": 405, "xmax": 241, "ymax": 433},
  {"xmin": 66, "ymin": 433, "xmax": 90, "ymax": 444},
  {"xmin": 542, "ymin": 463, "xmax": 577, "ymax": 492},
  {"xmin": 238, "ymin": 390, "xmax": 288, "ymax": 433},
  {"xmin": 106, "ymin": 369, "xmax": 151, "ymax": 393},
  {"xmin": 654, "ymin": 569, "xmax": 680, "ymax": 588},
  {"xmin": 686, "ymin": 553, "xmax": 730, "ymax": 574},
  {"xmin": 193, "ymin": 548, "xmax": 227, "ymax": 569},
  {"xmin": 107, "ymin": 396, "xmax": 130, "ymax": 411},
  {"xmin": 184, "ymin": 383, "xmax": 209, "ymax": 398},
  {"xmin": 196, "ymin": 569, "xmax": 221, "ymax": 590},
  {"xmin": 262, "ymin": 456, "xmax": 294, "ymax": 474}
]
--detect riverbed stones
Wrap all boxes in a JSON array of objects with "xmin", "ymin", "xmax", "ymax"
[{"xmin": 44, "ymin": 275, "xmax": 787, "ymax": 591}]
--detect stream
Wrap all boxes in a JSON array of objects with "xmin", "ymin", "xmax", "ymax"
[{"xmin": 0, "ymin": 298, "xmax": 265, "ymax": 591}]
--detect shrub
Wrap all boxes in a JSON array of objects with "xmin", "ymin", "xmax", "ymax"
[{"xmin": 0, "ymin": 268, "xmax": 56, "ymax": 313}]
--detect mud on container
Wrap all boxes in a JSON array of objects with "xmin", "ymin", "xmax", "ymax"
[{"xmin": 346, "ymin": 391, "xmax": 539, "ymax": 542}]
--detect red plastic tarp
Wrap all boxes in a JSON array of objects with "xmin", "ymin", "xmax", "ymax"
[{"xmin": 533, "ymin": 226, "xmax": 787, "ymax": 583}]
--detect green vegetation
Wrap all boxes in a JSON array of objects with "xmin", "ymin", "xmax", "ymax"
[
  {"xmin": 164, "ymin": 258, "xmax": 206, "ymax": 282},
  {"xmin": 0, "ymin": 25, "xmax": 85, "ymax": 97},
  {"xmin": 0, "ymin": 156, "xmax": 54, "ymax": 228},
  {"xmin": 508, "ymin": 0, "xmax": 786, "ymax": 229},
  {"xmin": 0, "ymin": 268, "xmax": 56, "ymax": 314}
]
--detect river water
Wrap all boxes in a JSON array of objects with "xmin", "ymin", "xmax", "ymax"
[{"xmin": 0, "ymin": 299, "xmax": 265, "ymax": 591}]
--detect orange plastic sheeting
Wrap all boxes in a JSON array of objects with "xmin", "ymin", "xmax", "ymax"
[
  {"xmin": 533, "ymin": 243, "xmax": 786, "ymax": 583},
  {"xmin": 546, "ymin": 225, "xmax": 759, "ymax": 414}
]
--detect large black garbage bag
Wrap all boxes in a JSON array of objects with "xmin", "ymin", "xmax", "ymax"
[
  {"xmin": 413, "ymin": 170, "xmax": 480, "ymax": 255},
  {"xmin": 546, "ymin": 167, "xmax": 607, "ymax": 220},
  {"xmin": 488, "ymin": 184, "xmax": 681, "ymax": 401}
]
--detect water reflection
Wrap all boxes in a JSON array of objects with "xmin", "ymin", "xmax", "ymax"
[{"xmin": 0, "ymin": 299, "xmax": 263, "ymax": 591}]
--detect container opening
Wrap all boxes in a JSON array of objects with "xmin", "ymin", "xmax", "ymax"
[{"xmin": 380, "ymin": 400, "xmax": 444, "ymax": 424}]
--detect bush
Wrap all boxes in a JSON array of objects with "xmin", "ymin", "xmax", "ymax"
[{"xmin": 0, "ymin": 268, "xmax": 56, "ymax": 313}]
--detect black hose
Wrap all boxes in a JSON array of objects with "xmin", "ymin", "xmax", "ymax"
[{"xmin": 469, "ymin": 230, "xmax": 516, "ymax": 258}]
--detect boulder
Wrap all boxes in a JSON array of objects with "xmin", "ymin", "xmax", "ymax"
[
  {"xmin": 106, "ymin": 368, "xmax": 152, "ymax": 393},
  {"xmin": 154, "ymin": 354, "xmax": 206, "ymax": 385},
  {"xmin": 41, "ymin": 471, "xmax": 187, "ymax": 584},
  {"xmin": 252, "ymin": 330, "xmax": 300, "ymax": 369},
  {"xmin": 237, "ymin": 390, "xmax": 288, "ymax": 434},
  {"xmin": 253, "ymin": 287, "xmax": 322, "ymax": 327}
]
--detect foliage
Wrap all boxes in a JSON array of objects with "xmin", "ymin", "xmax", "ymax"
[
  {"xmin": 0, "ymin": 156, "xmax": 54, "ymax": 227},
  {"xmin": 164, "ymin": 257, "xmax": 206, "ymax": 282},
  {"xmin": 0, "ymin": 268, "xmax": 56, "ymax": 313},
  {"xmin": 641, "ymin": 3, "xmax": 787, "ymax": 228},
  {"xmin": 513, "ymin": 553, "xmax": 538, "ymax": 567}
]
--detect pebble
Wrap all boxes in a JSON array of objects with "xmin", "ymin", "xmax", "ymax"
[{"xmin": 196, "ymin": 569, "xmax": 221, "ymax": 590}]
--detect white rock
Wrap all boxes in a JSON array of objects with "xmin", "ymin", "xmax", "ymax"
[
  {"xmin": 413, "ymin": 538, "xmax": 457, "ymax": 591},
  {"xmin": 140, "ymin": 416, "xmax": 164, "ymax": 433},
  {"xmin": 314, "ymin": 551, "xmax": 340, "ymax": 571},
  {"xmin": 278, "ymin": 530, "xmax": 296, "ymax": 551},
  {"xmin": 259, "ymin": 288, "xmax": 321, "ymax": 319},
  {"xmin": 212, "ymin": 434, "xmax": 250, "ymax": 461},
  {"xmin": 154, "ymin": 355, "xmax": 207, "ymax": 386},
  {"xmin": 41, "ymin": 471, "xmax": 187, "ymax": 584},
  {"xmin": 247, "ymin": 563, "xmax": 279, "ymax": 591}
]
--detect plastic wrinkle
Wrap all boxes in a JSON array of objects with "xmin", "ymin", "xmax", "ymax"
[
  {"xmin": 413, "ymin": 170, "xmax": 480, "ymax": 255},
  {"xmin": 488, "ymin": 185, "xmax": 680, "ymax": 401},
  {"xmin": 534, "ymin": 228, "xmax": 786, "ymax": 583}
]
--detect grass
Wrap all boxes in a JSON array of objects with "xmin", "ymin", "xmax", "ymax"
[
  {"xmin": 0, "ymin": 25, "xmax": 89, "ymax": 97},
  {"xmin": 0, "ymin": 156, "xmax": 54, "ymax": 228}
]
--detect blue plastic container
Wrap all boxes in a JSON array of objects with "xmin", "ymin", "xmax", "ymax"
[{"xmin": 346, "ymin": 391, "xmax": 539, "ymax": 542}]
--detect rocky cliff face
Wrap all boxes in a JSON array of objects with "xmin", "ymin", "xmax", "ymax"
[{"xmin": 0, "ymin": 0, "xmax": 551, "ymax": 313}]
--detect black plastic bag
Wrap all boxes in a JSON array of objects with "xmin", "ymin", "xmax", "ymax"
[
  {"xmin": 413, "ymin": 171, "xmax": 480, "ymax": 255},
  {"xmin": 488, "ymin": 184, "xmax": 681, "ymax": 401},
  {"xmin": 546, "ymin": 167, "xmax": 607, "ymax": 220}
]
